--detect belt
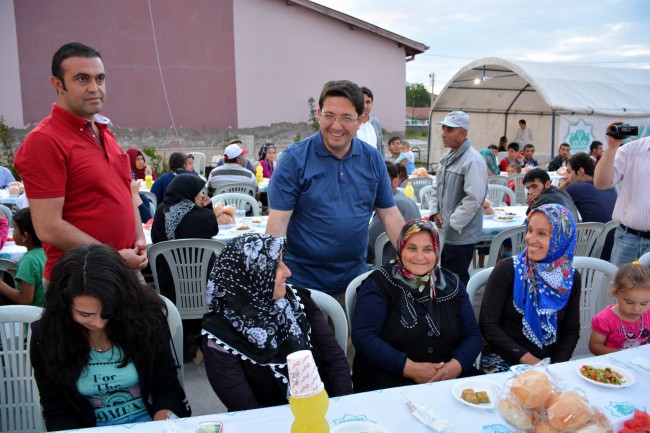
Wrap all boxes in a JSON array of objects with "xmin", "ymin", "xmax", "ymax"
[{"xmin": 620, "ymin": 224, "xmax": 650, "ymax": 239}]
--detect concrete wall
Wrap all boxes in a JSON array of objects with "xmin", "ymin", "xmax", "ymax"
[
  {"xmin": 0, "ymin": 0, "xmax": 23, "ymax": 127},
  {"xmin": 233, "ymin": 0, "xmax": 407, "ymax": 131}
]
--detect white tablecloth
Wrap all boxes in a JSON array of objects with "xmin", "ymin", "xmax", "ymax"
[
  {"xmin": 420, "ymin": 206, "xmax": 528, "ymax": 242},
  {"xmin": 1, "ymin": 217, "xmax": 270, "ymax": 263},
  {"xmin": 53, "ymin": 345, "xmax": 650, "ymax": 433}
]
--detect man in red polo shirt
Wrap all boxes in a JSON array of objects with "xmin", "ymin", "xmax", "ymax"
[{"xmin": 15, "ymin": 42, "xmax": 147, "ymax": 280}]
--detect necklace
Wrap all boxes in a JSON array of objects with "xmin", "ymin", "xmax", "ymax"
[
  {"xmin": 616, "ymin": 306, "xmax": 645, "ymax": 343},
  {"xmin": 89, "ymin": 335, "xmax": 112, "ymax": 352}
]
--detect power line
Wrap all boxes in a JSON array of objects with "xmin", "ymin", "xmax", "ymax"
[{"xmin": 147, "ymin": 0, "xmax": 181, "ymax": 145}]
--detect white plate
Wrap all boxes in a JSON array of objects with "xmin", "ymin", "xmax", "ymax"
[
  {"xmin": 576, "ymin": 362, "xmax": 636, "ymax": 388},
  {"xmin": 331, "ymin": 421, "xmax": 391, "ymax": 433},
  {"xmin": 451, "ymin": 379, "xmax": 500, "ymax": 410},
  {"xmin": 483, "ymin": 213, "xmax": 494, "ymax": 219},
  {"xmin": 219, "ymin": 223, "xmax": 236, "ymax": 229}
]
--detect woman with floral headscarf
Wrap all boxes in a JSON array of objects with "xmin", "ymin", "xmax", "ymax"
[
  {"xmin": 201, "ymin": 233, "xmax": 352, "ymax": 411},
  {"xmin": 352, "ymin": 219, "xmax": 482, "ymax": 392},
  {"xmin": 479, "ymin": 204, "xmax": 581, "ymax": 373},
  {"xmin": 480, "ymin": 147, "xmax": 500, "ymax": 176}
]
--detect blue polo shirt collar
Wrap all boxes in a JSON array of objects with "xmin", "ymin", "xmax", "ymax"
[{"xmin": 313, "ymin": 131, "xmax": 362, "ymax": 159}]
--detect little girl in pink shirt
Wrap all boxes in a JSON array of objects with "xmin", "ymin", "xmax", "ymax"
[{"xmin": 589, "ymin": 263, "xmax": 650, "ymax": 355}]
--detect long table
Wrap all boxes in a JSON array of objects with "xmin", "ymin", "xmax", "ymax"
[
  {"xmin": 53, "ymin": 345, "xmax": 650, "ymax": 432},
  {"xmin": 0, "ymin": 217, "xmax": 271, "ymax": 263},
  {"xmin": 420, "ymin": 206, "xmax": 529, "ymax": 242}
]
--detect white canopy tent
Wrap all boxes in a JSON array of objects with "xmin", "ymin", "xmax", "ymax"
[{"xmin": 427, "ymin": 57, "xmax": 650, "ymax": 169}]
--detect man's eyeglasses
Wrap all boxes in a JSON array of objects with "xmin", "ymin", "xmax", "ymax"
[{"xmin": 320, "ymin": 112, "xmax": 358, "ymax": 125}]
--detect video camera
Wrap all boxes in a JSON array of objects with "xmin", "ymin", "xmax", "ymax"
[{"xmin": 606, "ymin": 124, "xmax": 639, "ymax": 140}]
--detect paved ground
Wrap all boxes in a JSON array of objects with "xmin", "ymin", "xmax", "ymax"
[{"xmin": 184, "ymin": 354, "xmax": 227, "ymax": 416}]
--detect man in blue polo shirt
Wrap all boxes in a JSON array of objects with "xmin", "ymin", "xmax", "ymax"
[{"xmin": 266, "ymin": 80, "xmax": 404, "ymax": 296}]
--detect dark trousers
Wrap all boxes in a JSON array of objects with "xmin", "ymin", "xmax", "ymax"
[{"xmin": 441, "ymin": 243, "xmax": 475, "ymax": 287}]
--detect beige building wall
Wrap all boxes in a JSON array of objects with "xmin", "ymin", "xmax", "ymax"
[
  {"xmin": 233, "ymin": 0, "xmax": 407, "ymax": 131},
  {"xmin": 0, "ymin": 0, "xmax": 23, "ymax": 127}
]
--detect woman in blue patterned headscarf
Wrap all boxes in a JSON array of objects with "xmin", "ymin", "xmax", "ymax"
[{"xmin": 479, "ymin": 204, "xmax": 581, "ymax": 373}]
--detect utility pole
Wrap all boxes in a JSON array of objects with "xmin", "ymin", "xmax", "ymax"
[{"xmin": 429, "ymin": 72, "xmax": 435, "ymax": 108}]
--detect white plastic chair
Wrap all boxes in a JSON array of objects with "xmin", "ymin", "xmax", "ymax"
[
  {"xmin": 571, "ymin": 257, "xmax": 619, "ymax": 359},
  {"xmin": 149, "ymin": 239, "xmax": 225, "ymax": 320},
  {"xmin": 159, "ymin": 295, "xmax": 185, "ymax": 388},
  {"xmin": 188, "ymin": 152, "xmax": 206, "ymax": 177},
  {"xmin": 306, "ymin": 289, "xmax": 348, "ymax": 356},
  {"xmin": 374, "ymin": 232, "xmax": 392, "ymax": 269},
  {"xmin": 486, "ymin": 225, "xmax": 527, "ymax": 268},
  {"xmin": 344, "ymin": 270, "xmax": 374, "ymax": 328},
  {"xmin": 400, "ymin": 177, "xmax": 433, "ymax": 204},
  {"xmin": 507, "ymin": 173, "xmax": 527, "ymax": 205},
  {"xmin": 212, "ymin": 182, "xmax": 256, "ymax": 197},
  {"xmin": 419, "ymin": 185, "xmax": 433, "ymax": 210},
  {"xmin": 639, "ymin": 251, "xmax": 650, "ymax": 267},
  {"xmin": 0, "ymin": 305, "xmax": 45, "ymax": 433},
  {"xmin": 0, "ymin": 204, "xmax": 12, "ymax": 225},
  {"xmin": 487, "ymin": 184, "xmax": 516, "ymax": 207},
  {"xmin": 590, "ymin": 220, "xmax": 618, "ymax": 259},
  {"xmin": 466, "ymin": 267, "xmax": 493, "ymax": 320},
  {"xmin": 211, "ymin": 193, "xmax": 260, "ymax": 216},
  {"xmin": 487, "ymin": 175, "xmax": 508, "ymax": 187},
  {"xmin": 575, "ymin": 222, "xmax": 604, "ymax": 257},
  {"xmin": 0, "ymin": 258, "xmax": 17, "ymax": 287},
  {"xmin": 141, "ymin": 190, "xmax": 158, "ymax": 210}
]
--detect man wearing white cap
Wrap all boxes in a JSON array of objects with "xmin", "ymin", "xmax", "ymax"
[
  {"xmin": 429, "ymin": 111, "xmax": 488, "ymax": 285},
  {"xmin": 206, "ymin": 143, "xmax": 257, "ymax": 196}
]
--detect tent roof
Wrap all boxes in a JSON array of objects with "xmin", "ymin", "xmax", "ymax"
[{"xmin": 432, "ymin": 57, "xmax": 650, "ymax": 117}]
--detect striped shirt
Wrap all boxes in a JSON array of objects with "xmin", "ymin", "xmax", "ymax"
[{"xmin": 610, "ymin": 137, "xmax": 650, "ymax": 230}]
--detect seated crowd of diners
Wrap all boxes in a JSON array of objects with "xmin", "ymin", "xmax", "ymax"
[
  {"xmin": 3, "ymin": 140, "xmax": 649, "ymax": 430},
  {"xmin": 16, "ymin": 198, "xmax": 649, "ymax": 430}
]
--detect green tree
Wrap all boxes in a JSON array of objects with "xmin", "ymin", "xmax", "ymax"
[
  {"xmin": 307, "ymin": 97, "xmax": 319, "ymax": 132},
  {"xmin": 0, "ymin": 116, "xmax": 18, "ymax": 180},
  {"xmin": 142, "ymin": 146, "xmax": 168, "ymax": 174},
  {"xmin": 406, "ymin": 83, "xmax": 431, "ymax": 108}
]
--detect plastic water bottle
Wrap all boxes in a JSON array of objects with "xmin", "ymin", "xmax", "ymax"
[
  {"xmin": 290, "ymin": 388, "xmax": 330, "ymax": 433},
  {"xmin": 256, "ymin": 164, "xmax": 264, "ymax": 184},
  {"xmin": 404, "ymin": 182, "xmax": 415, "ymax": 201},
  {"xmin": 287, "ymin": 350, "xmax": 330, "ymax": 433},
  {"xmin": 144, "ymin": 166, "xmax": 153, "ymax": 189}
]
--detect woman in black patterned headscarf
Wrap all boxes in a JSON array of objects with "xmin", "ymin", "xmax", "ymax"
[{"xmin": 201, "ymin": 233, "xmax": 351, "ymax": 411}]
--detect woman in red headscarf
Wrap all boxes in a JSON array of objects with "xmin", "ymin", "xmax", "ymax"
[{"xmin": 126, "ymin": 148, "xmax": 158, "ymax": 181}]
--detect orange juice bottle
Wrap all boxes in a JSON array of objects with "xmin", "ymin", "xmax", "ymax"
[
  {"xmin": 256, "ymin": 163, "xmax": 264, "ymax": 184},
  {"xmin": 289, "ymin": 387, "xmax": 329, "ymax": 433},
  {"xmin": 404, "ymin": 182, "xmax": 415, "ymax": 200},
  {"xmin": 144, "ymin": 166, "xmax": 153, "ymax": 189}
]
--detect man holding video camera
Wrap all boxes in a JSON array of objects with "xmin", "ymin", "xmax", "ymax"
[{"xmin": 594, "ymin": 121, "xmax": 649, "ymax": 266}]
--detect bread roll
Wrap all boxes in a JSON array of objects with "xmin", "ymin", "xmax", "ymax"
[
  {"xmin": 511, "ymin": 371, "xmax": 553, "ymax": 409},
  {"xmin": 498, "ymin": 397, "xmax": 534, "ymax": 431},
  {"xmin": 534, "ymin": 419, "xmax": 560, "ymax": 433},
  {"xmin": 547, "ymin": 392, "xmax": 593, "ymax": 431}
]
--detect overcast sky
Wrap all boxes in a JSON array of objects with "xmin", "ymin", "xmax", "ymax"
[{"xmin": 311, "ymin": 0, "xmax": 650, "ymax": 94}]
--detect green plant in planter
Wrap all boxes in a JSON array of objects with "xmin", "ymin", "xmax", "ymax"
[
  {"xmin": 142, "ymin": 146, "xmax": 168, "ymax": 174},
  {"xmin": 0, "ymin": 116, "xmax": 18, "ymax": 180}
]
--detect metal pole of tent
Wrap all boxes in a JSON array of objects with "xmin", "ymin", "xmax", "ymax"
[{"xmin": 551, "ymin": 112, "xmax": 556, "ymax": 158}]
